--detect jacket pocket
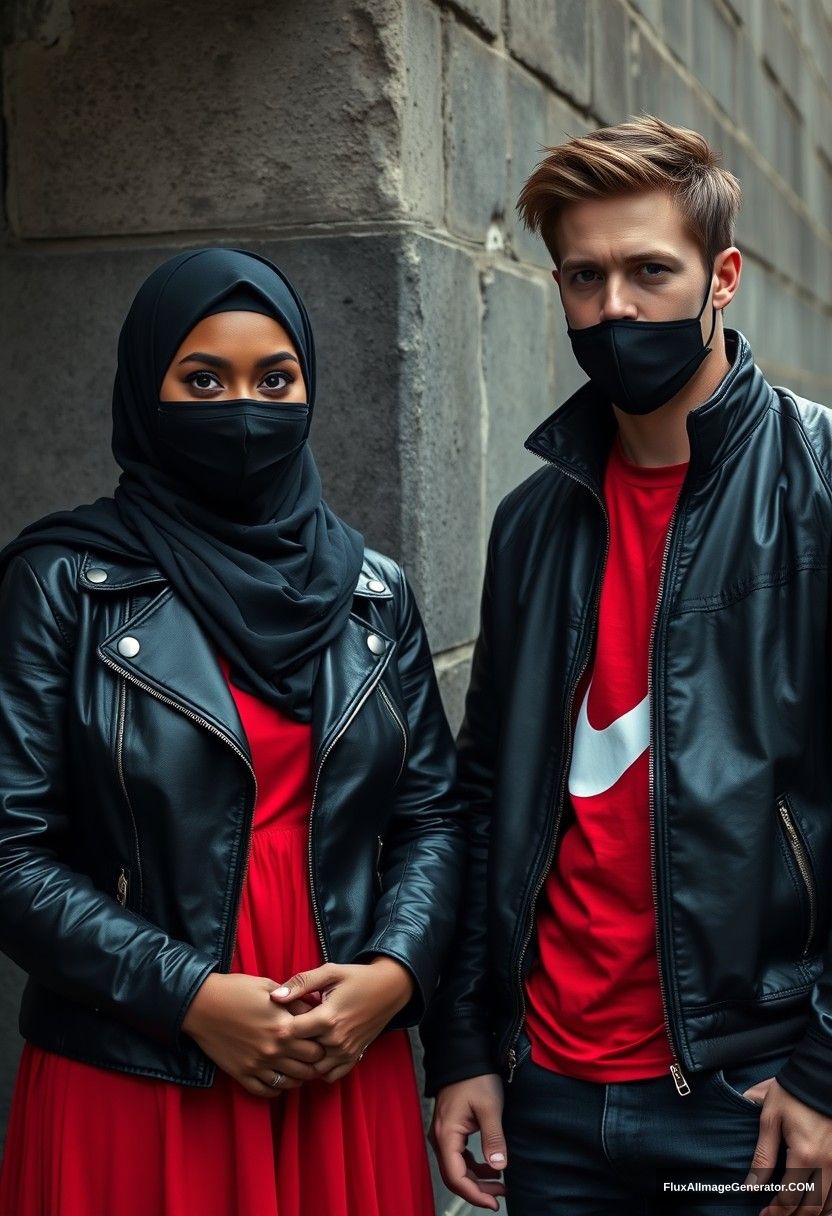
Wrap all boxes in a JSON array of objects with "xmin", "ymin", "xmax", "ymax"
[{"xmin": 776, "ymin": 794, "xmax": 817, "ymax": 958}]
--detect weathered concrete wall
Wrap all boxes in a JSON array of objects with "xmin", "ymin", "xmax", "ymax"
[{"xmin": 2, "ymin": 0, "xmax": 831, "ymax": 1207}]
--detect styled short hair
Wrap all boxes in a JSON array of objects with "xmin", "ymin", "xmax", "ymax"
[{"xmin": 517, "ymin": 114, "xmax": 743, "ymax": 267}]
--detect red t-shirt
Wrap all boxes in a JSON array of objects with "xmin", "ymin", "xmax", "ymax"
[{"xmin": 523, "ymin": 434, "xmax": 688, "ymax": 1082}]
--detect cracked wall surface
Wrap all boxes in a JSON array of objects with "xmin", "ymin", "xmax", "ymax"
[{"xmin": 1, "ymin": 2, "xmax": 832, "ymax": 1204}]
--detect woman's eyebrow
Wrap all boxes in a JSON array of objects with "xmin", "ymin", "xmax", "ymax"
[
  {"xmin": 177, "ymin": 351, "xmax": 300, "ymax": 368},
  {"xmin": 178, "ymin": 352, "xmax": 229, "ymax": 368},
  {"xmin": 255, "ymin": 352, "xmax": 300, "ymax": 369}
]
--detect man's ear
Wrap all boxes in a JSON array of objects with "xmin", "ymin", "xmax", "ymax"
[{"xmin": 713, "ymin": 247, "xmax": 742, "ymax": 311}]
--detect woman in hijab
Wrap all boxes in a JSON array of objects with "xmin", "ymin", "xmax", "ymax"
[{"xmin": 0, "ymin": 248, "xmax": 463, "ymax": 1216}]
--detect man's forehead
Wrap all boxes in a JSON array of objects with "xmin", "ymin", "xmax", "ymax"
[{"xmin": 555, "ymin": 192, "xmax": 696, "ymax": 260}]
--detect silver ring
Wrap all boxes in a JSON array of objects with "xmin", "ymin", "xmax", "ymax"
[
  {"xmin": 357, "ymin": 1044, "xmax": 369, "ymax": 1063},
  {"xmin": 270, "ymin": 1070, "xmax": 284, "ymax": 1088}
]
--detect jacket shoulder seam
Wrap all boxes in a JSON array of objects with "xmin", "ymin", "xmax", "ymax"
[
  {"xmin": 776, "ymin": 389, "xmax": 832, "ymax": 506},
  {"xmin": 20, "ymin": 555, "xmax": 72, "ymax": 650}
]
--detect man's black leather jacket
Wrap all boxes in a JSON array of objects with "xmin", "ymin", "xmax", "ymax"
[
  {"xmin": 421, "ymin": 330, "xmax": 832, "ymax": 1118},
  {"xmin": 0, "ymin": 542, "xmax": 463, "ymax": 1086}
]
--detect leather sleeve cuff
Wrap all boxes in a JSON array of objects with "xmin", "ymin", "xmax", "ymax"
[
  {"xmin": 775, "ymin": 1031, "xmax": 832, "ymax": 1118},
  {"xmin": 420, "ymin": 1020, "xmax": 499, "ymax": 1098}
]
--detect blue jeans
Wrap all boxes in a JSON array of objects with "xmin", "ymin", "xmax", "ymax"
[{"xmin": 502, "ymin": 1032, "xmax": 793, "ymax": 1214}]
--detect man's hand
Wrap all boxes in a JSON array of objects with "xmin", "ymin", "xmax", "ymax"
[
  {"xmin": 430, "ymin": 1075, "xmax": 508, "ymax": 1211},
  {"xmin": 743, "ymin": 1080, "xmax": 832, "ymax": 1214},
  {"xmin": 269, "ymin": 958, "xmax": 415, "ymax": 1083}
]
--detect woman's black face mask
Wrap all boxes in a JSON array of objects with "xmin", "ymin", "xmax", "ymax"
[
  {"xmin": 157, "ymin": 398, "xmax": 310, "ymax": 507},
  {"xmin": 565, "ymin": 269, "xmax": 718, "ymax": 415}
]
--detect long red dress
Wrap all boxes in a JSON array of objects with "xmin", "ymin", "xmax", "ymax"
[{"xmin": 0, "ymin": 653, "xmax": 435, "ymax": 1216}]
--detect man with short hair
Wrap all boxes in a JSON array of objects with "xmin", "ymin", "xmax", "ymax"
[{"xmin": 421, "ymin": 116, "xmax": 832, "ymax": 1214}]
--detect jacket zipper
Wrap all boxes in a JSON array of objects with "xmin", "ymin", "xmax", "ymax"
[
  {"xmin": 777, "ymin": 795, "xmax": 817, "ymax": 956},
  {"xmin": 505, "ymin": 459, "xmax": 610, "ymax": 1082},
  {"xmin": 377, "ymin": 683, "xmax": 408, "ymax": 783},
  {"xmin": 98, "ymin": 653, "xmax": 258, "ymax": 967},
  {"xmin": 114, "ymin": 596, "xmax": 143, "ymax": 911},
  {"xmin": 506, "ymin": 449, "xmax": 691, "ymax": 1096},
  {"xmin": 306, "ymin": 654, "xmax": 393, "ymax": 962},
  {"xmin": 647, "ymin": 495, "xmax": 690, "ymax": 1095},
  {"xmin": 116, "ymin": 865, "xmax": 129, "ymax": 907}
]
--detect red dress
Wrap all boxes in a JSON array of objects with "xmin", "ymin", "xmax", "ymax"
[{"xmin": 0, "ymin": 653, "xmax": 434, "ymax": 1216}]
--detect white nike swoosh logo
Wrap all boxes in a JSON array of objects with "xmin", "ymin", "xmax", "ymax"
[{"xmin": 568, "ymin": 679, "xmax": 650, "ymax": 798}]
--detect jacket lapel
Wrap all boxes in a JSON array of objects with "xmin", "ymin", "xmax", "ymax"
[
  {"xmin": 310, "ymin": 614, "xmax": 395, "ymax": 767},
  {"xmin": 98, "ymin": 587, "xmax": 251, "ymax": 760}
]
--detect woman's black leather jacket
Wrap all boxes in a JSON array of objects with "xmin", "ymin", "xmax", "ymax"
[{"xmin": 0, "ymin": 542, "xmax": 463, "ymax": 1086}]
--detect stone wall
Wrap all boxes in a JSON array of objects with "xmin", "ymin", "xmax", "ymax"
[{"xmin": 2, "ymin": 0, "xmax": 831, "ymax": 1207}]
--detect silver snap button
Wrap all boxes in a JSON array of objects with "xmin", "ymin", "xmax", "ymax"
[
  {"xmin": 366, "ymin": 634, "xmax": 385, "ymax": 655},
  {"xmin": 117, "ymin": 636, "xmax": 141, "ymax": 658},
  {"xmin": 367, "ymin": 579, "xmax": 386, "ymax": 593},
  {"xmin": 87, "ymin": 568, "xmax": 108, "ymax": 583}
]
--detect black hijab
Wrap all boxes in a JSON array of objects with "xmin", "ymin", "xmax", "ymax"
[{"xmin": 0, "ymin": 248, "xmax": 366, "ymax": 721}]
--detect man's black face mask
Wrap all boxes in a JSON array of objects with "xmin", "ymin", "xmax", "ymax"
[{"xmin": 565, "ymin": 268, "xmax": 718, "ymax": 415}]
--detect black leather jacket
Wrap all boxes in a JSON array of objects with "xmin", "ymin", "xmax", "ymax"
[
  {"xmin": 0, "ymin": 542, "xmax": 463, "ymax": 1087},
  {"xmin": 421, "ymin": 331, "xmax": 832, "ymax": 1118}
]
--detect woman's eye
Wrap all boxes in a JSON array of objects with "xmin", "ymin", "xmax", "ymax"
[
  {"xmin": 187, "ymin": 371, "xmax": 222, "ymax": 391},
  {"xmin": 262, "ymin": 371, "xmax": 292, "ymax": 391}
]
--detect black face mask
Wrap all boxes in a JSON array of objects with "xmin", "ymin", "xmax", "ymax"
[
  {"xmin": 566, "ymin": 270, "xmax": 718, "ymax": 415},
  {"xmin": 157, "ymin": 398, "xmax": 310, "ymax": 507}
]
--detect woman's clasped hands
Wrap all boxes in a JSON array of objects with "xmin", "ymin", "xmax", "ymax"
[{"xmin": 182, "ymin": 957, "xmax": 414, "ymax": 1098}]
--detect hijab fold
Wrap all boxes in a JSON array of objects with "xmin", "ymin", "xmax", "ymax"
[{"xmin": 0, "ymin": 248, "xmax": 366, "ymax": 722}]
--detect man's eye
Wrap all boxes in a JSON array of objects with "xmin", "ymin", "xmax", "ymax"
[
  {"xmin": 643, "ymin": 263, "xmax": 670, "ymax": 277},
  {"xmin": 572, "ymin": 270, "xmax": 599, "ymax": 284},
  {"xmin": 262, "ymin": 372, "xmax": 292, "ymax": 391},
  {"xmin": 187, "ymin": 371, "xmax": 222, "ymax": 390}
]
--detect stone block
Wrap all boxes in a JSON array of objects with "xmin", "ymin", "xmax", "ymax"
[
  {"xmin": 631, "ymin": 27, "xmax": 672, "ymax": 121},
  {"xmin": 692, "ymin": 0, "xmax": 736, "ymax": 118},
  {"xmin": 397, "ymin": 234, "xmax": 485, "ymax": 652},
  {"xmin": 444, "ymin": 20, "xmax": 509, "ymax": 242},
  {"xmin": 736, "ymin": 33, "xmax": 764, "ymax": 144},
  {"xmin": 507, "ymin": 63, "xmax": 553, "ymax": 268},
  {"xmin": 481, "ymin": 268, "xmax": 552, "ymax": 523},
  {"xmin": 774, "ymin": 93, "xmax": 804, "ymax": 194},
  {"xmin": 710, "ymin": 3, "xmax": 737, "ymax": 118},
  {"xmin": 630, "ymin": 0, "xmax": 662, "ymax": 30},
  {"xmin": 546, "ymin": 93, "xmax": 591, "ymax": 148},
  {"xmin": 5, "ymin": 0, "xmax": 408, "ymax": 238},
  {"xmin": 401, "ymin": 0, "xmax": 445, "ymax": 225},
  {"xmin": 763, "ymin": 2, "xmax": 802, "ymax": 108},
  {"xmin": 661, "ymin": 0, "xmax": 690, "ymax": 63},
  {"xmin": 450, "ymin": 0, "xmax": 502, "ymax": 38},
  {"xmin": 435, "ymin": 646, "xmax": 475, "ymax": 735},
  {"xmin": 591, "ymin": 0, "xmax": 631, "ymax": 125},
  {"xmin": 507, "ymin": 0, "xmax": 590, "ymax": 107}
]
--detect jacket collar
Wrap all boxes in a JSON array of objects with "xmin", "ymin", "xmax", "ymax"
[
  {"xmin": 90, "ymin": 553, "xmax": 395, "ymax": 768},
  {"xmin": 524, "ymin": 330, "xmax": 775, "ymax": 495}
]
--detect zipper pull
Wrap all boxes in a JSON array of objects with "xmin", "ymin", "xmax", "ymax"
[
  {"xmin": 669, "ymin": 1062, "xmax": 690, "ymax": 1096},
  {"xmin": 507, "ymin": 1047, "xmax": 518, "ymax": 1084},
  {"xmin": 117, "ymin": 867, "xmax": 128, "ymax": 908}
]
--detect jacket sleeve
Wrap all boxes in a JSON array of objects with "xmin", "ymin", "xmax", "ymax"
[
  {"xmin": 418, "ymin": 506, "xmax": 505, "ymax": 1095},
  {"xmin": 352, "ymin": 563, "xmax": 466, "ymax": 1028},
  {"xmin": 0, "ymin": 553, "xmax": 217, "ymax": 1047}
]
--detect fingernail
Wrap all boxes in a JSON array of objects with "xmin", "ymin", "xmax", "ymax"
[
  {"xmin": 274, "ymin": 986, "xmax": 291, "ymax": 997},
  {"xmin": 490, "ymin": 1153, "xmax": 506, "ymax": 1165},
  {"xmin": 744, "ymin": 1172, "xmax": 758, "ymax": 1186}
]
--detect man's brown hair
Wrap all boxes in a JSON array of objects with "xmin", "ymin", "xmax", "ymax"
[{"xmin": 517, "ymin": 114, "xmax": 742, "ymax": 268}]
